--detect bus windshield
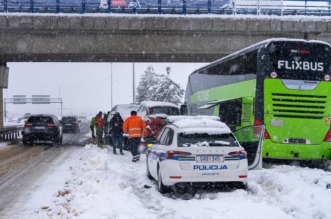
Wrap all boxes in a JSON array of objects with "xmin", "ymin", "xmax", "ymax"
[{"xmin": 267, "ymin": 41, "xmax": 331, "ymax": 81}]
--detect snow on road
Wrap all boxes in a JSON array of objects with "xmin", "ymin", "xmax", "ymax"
[
  {"xmin": 11, "ymin": 144, "xmax": 331, "ymax": 219},
  {"xmin": 0, "ymin": 142, "xmax": 10, "ymax": 149}
]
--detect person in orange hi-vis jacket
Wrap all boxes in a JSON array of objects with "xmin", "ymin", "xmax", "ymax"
[
  {"xmin": 123, "ymin": 110, "xmax": 147, "ymax": 162},
  {"xmin": 96, "ymin": 111, "xmax": 104, "ymax": 144}
]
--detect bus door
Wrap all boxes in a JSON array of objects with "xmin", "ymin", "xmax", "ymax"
[
  {"xmin": 218, "ymin": 98, "xmax": 242, "ymax": 132},
  {"xmin": 198, "ymin": 97, "xmax": 254, "ymax": 132},
  {"xmin": 235, "ymin": 125, "xmax": 265, "ymax": 170}
]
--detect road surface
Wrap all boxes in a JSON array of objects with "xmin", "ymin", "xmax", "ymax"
[{"xmin": 0, "ymin": 131, "xmax": 91, "ymax": 217}]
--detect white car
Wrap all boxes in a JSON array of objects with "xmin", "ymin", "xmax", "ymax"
[{"xmin": 145, "ymin": 116, "xmax": 265, "ymax": 194}]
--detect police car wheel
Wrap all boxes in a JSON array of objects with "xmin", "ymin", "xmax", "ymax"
[
  {"xmin": 146, "ymin": 156, "xmax": 154, "ymax": 180},
  {"xmin": 157, "ymin": 168, "xmax": 169, "ymax": 194}
]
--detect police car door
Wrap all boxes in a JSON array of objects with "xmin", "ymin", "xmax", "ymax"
[{"xmin": 234, "ymin": 125, "xmax": 265, "ymax": 170}]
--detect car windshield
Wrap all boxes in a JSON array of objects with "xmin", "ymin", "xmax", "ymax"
[
  {"xmin": 117, "ymin": 105, "xmax": 139, "ymax": 118},
  {"xmin": 27, "ymin": 116, "xmax": 53, "ymax": 123},
  {"xmin": 149, "ymin": 107, "xmax": 179, "ymax": 115},
  {"xmin": 178, "ymin": 133, "xmax": 239, "ymax": 147},
  {"xmin": 62, "ymin": 117, "xmax": 76, "ymax": 122}
]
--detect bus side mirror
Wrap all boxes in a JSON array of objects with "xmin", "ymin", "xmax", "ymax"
[{"xmin": 180, "ymin": 104, "xmax": 187, "ymax": 115}]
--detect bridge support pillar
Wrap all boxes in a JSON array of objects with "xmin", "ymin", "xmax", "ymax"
[
  {"xmin": 0, "ymin": 64, "xmax": 9, "ymax": 130},
  {"xmin": 0, "ymin": 89, "xmax": 3, "ymax": 130}
]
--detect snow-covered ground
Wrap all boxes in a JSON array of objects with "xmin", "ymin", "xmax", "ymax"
[
  {"xmin": 8, "ymin": 144, "xmax": 331, "ymax": 219},
  {"xmin": 0, "ymin": 141, "xmax": 10, "ymax": 149}
]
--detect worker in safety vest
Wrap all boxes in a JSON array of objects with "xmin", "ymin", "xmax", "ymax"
[
  {"xmin": 123, "ymin": 110, "xmax": 147, "ymax": 162},
  {"xmin": 90, "ymin": 116, "xmax": 96, "ymax": 139}
]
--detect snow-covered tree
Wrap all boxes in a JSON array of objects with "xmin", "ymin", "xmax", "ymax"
[
  {"xmin": 135, "ymin": 66, "xmax": 158, "ymax": 103},
  {"xmin": 135, "ymin": 66, "xmax": 184, "ymax": 104}
]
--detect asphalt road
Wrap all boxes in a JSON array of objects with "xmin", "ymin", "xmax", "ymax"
[{"xmin": 0, "ymin": 129, "xmax": 91, "ymax": 217}]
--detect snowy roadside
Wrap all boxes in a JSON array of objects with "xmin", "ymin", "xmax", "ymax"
[
  {"xmin": 0, "ymin": 142, "xmax": 11, "ymax": 149},
  {"xmin": 14, "ymin": 144, "xmax": 331, "ymax": 219}
]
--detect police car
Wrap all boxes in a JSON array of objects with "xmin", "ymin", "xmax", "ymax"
[{"xmin": 145, "ymin": 116, "xmax": 265, "ymax": 193}]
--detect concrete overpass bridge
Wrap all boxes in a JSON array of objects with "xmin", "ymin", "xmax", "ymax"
[{"xmin": 1, "ymin": 14, "xmax": 331, "ymax": 128}]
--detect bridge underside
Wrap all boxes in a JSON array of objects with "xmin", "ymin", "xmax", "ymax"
[
  {"xmin": 0, "ymin": 30, "xmax": 295, "ymax": 63},
  {"xmin": 0, "ymin": 15, "xmax": 330, "ymax": 129},
  {"xmin": 0, "ymin": 15, "xmax": 326, "ymax": 63},
  {"xmin": 1, "ymin": 53, "xmax": 224, "ymax": 63}
]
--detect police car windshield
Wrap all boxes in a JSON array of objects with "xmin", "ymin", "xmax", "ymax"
[{"xmin": 178, "ymin": 133, "xmax": 238, "ymax": 147}]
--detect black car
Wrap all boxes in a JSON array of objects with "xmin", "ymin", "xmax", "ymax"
[
  {"xmin": 22, "ymin": 114, "xmax": 63, "ymax": 146},
  {"xmin": 62, "ymin": 116, "xmax": 80, "ymax": 134}
]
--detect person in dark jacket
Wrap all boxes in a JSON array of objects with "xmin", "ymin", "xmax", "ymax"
[{"xmin": 110, "ymin": 112, "xmax": 124, "ymax": 155}]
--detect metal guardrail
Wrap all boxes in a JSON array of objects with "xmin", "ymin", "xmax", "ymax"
[
  {"xmin": 233, "ymin": 0, "xmax": 331, "ymax": 16},
  {"xmin": 0, "ymin": 125, "xmax": 23, "ymax": 141},
  {"xmin": 0, "ymin": 0, "xmax": 331, "ymax": 15}
]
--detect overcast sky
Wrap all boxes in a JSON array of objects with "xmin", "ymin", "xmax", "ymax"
[{"xmin": 4, "ymin": 62, "xmax": 205, "ymax": 119}]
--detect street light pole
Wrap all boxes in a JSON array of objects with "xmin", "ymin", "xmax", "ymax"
[
  {"xmin": 111, "ymin": 63, "xmax": 113, "ymax": 109},
  {"xmin": 133, "ymin": 63, "xmax": 135, "ymax": 104}
]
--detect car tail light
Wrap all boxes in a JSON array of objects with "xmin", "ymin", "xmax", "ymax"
[
  {"xmin": 47, "ymin": 123, "xmax": 57, "ymax": 127},
  {"xmin": 24, "ymin": 123, "xmax": 32, "ymax": 127},
  {"xmin": 239, "ymin": 175, "xmax": 247, "ymax": 178},
  {"xmin": 169, "ymin": 176, "xmax": 182, "ymax": 179},
  {"xmin": 166, "ymin": 151, "xmax": 191, "ymax": 159},
  {"xmin": 229, "ymin": 150, "xmax": 247, "ymax": 159},
  {"xmin": 254, "ymin": 120, "xmax": 270, "ymax": 139},
  {"xmin": 324, "ymin": 129, "xmax": 331, "ymax": 141}
]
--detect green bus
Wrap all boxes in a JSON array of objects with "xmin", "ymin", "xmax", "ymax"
[{"xmin": 184, "ymin": 38, "xmax": 331, "ymax": 163}]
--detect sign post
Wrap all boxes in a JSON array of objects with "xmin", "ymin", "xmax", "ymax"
[
  {"xmin": 13, "ymin": 95, "xmax": 27, "ymax": 104},
  {"xmin": 4, "ymin": 95, "xmax": 63, "ymax": 121},
  {"xmin": 32, "ymin": 95, "xmax": 50, "ymax": 104}
]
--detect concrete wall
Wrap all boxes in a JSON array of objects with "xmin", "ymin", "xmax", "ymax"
[
  {"xmin": 0, "ymin": 15, "xmax": 331, "ymax": 62},
  {"xmin": 0, "ymin": 89, "xmax": 3, "ymax": 130}
]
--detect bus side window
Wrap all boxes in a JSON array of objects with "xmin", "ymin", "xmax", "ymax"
[{"xmin": 219, "ymin": 99, "xmax": 242, "ymax": 130}]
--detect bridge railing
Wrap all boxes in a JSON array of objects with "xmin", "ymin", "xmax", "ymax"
[
  {"xmin": 0, "ymin": 0, "xmax": 331, "ymax": 16},
  {"xmin": 0, "ymin": 125, "xmax": 23, "ymax": 141},
  {"xmin": 233, "ymin": 0, "xmax": 331, "ymax": 16},
  {"xmin": 0, "ymin": 0, "xmax": 102, "ymax": 13}
]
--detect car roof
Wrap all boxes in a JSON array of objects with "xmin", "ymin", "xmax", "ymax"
[
  {"xmin": 108, "ymin": 104, "xmax": 139, "ymax": 119},
  {"xmin": 30, "ymin": 114, "xmax": 56, "ymax": 117},
  {"xmin": 140, "ymin": 101, "xmax": 178, "ymax": 108},
  {"xmin": 168, "ymin": 117, "xmax": 232, "ymax": 134},
  {"xmin": 28, "ymin": 114, "xmax": 58, "ymax": 121},
  {"xmin": 115, "ymin": 104, "xmax": 139, "ymax": 109},
  {"xmin": 62, "ymin": 115, "xmax": 78, "ymax": 118},
  {"xmin": 167, "ymin": 115, "xmax": 220, "ymax": 123}
]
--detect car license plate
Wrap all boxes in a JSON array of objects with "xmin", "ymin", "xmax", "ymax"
[
  {"xmin": 196, "ymin": 155, "xmax": 223, "ymax": 163},
  {"xmin": 35, "ymin": 126, "xmax": 45, "ymax": 130}
]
